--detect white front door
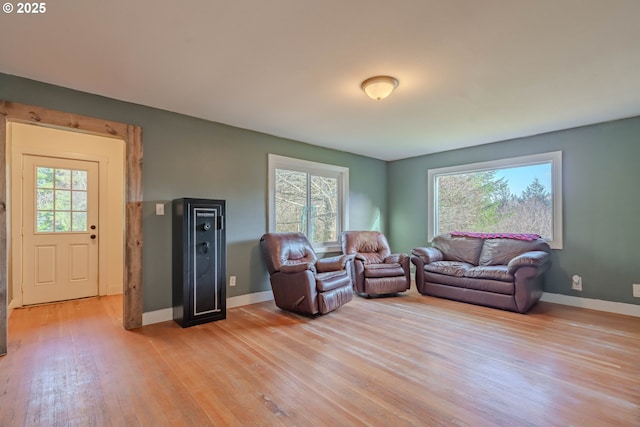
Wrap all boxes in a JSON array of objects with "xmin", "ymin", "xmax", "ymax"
[{"xmin": 21, "ymin": 155, "xmax": 99, "ymax": 305}]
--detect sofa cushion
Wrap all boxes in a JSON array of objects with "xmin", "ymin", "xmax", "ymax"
[
  {"xmin": 423, "ymin": 272, "xmax": 515, "ymax": 295},
  {"xmin": 424, "ymin": 261, "xmax": 473, "ymax": 277},
  {"xmin": 463, "ymin": 265, "xmax": 513, "ymax": 282},
  {"xmin": 432, "ymin": 234, "xmax": 484, "ymax": 265},
  {"xmin": 478, "ymin": 238, "xmax": 551, "ymax": 266}
]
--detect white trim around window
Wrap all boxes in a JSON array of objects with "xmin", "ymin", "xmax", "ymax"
[
  {"xmin": 268, "ymin": 154, "xmax": 349, "ymax": 253},
  {"xmin": 427, "ymin": 151, "xmax": 563, "ymax": 249}
]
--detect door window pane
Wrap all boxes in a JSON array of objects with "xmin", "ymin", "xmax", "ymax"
[
  {"xmin": 55, "ymin": 190, "xmax": 71, "ymax": 211},
  {"xmin": 55, "ymin": 169, "xmax": 71, "ymax": 189},
  {"xmin": 36, "ymin": 189, "xmax": 54, "ymax": 210},
  {"xmin": 54, "ymin": 211, "xmax": 71, "ymax": 232},
  {"xmin": 36, "ymin": 166, "xmax": 90, "ymax": 233},
  {"xmin": 37, "ymin": 211, "xmax": 54, "ymax": 232},
  {"xmin": 72, "ymin": 191, "xmax": 87, "ymax": 210},
  {"xmin": 37, "ymin": 167, "xmax": 54, "ymax": 189},
  {"xmin": 72, "ymin": 170, "xmax": 87, "ymax": 190},
  {"xmin": 72, "ymin": 212, "xmax": 87, "ymax": 232}
]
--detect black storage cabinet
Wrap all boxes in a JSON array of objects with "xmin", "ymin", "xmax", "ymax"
[{"xmin": 172, "ymin": 198, "xmax": 226, "ymax": 327}]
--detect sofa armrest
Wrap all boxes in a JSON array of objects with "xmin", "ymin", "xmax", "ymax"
[
  {"xmin": 316, "ymin": 253, "xmax": 354, "ymax": 272},
  {"xmin": 512, "ymin": 253, "xmax": 552, "ymax": 313},
  {"xmin": 507, "ymin": 251, "xmax": 550, "ymax": 274},
  {"xmin": 280, "ymin": 262, "xmax": 316, "ymax": 274},
  {"xmin": 410, "ymin": 247, "xmax": 444, "ymax": 264},
  {"xmin": 411, "ymin": 248, "xmax": 439, "ymax": 295}
]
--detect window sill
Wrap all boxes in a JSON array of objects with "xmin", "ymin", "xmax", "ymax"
[{"xmin": 313, "ymin": 244, "xmax": 342, "ymax": 254}]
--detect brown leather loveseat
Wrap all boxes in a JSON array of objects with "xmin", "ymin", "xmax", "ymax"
[{"xmin": 411, "ymin": 232, "xmax": 551, "ymax": 313}]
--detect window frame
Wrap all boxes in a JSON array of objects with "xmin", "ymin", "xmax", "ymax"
[
  {"xmin": 268, "ymin": 154, "xmax": 349, "ymax": 253},
  {"xmin": 427, "ymin": 151, "xmax": 563, "ymax": 249}
]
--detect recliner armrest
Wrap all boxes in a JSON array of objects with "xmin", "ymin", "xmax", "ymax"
[
  {"xmin": 507, "ymin": 251, "xmax": 550, "ymax": 274},
  {"xmin": 410, "ymin": 247, "xmax": 444, "ymax": 264},
  {"xmin": 316, "ymin": 253, "xmax": 355, "ymax": 272},
  {"xmin": 280, "ymin": 262, "xmax": 316, "ymax": 274},
  {"xmin": 354, "ymin": 253, "xmax": 367, "ymax": 262},
  {"xmin": 385, "ymin": 253, "xmax": 409, "ymax": 264}
]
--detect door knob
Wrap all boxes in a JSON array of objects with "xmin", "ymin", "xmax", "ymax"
[{"xmin": 90, "ymin": 234, "xmax": 97, "ymax": 239}]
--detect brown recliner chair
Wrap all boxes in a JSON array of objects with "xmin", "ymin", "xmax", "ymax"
[
  {"xmin": 260, "ymin": 232, "xmax": 355, "ymax": 315},
  {"xmin": 341, "ymin": 230, "xmax": 411, "ymax": 297}
]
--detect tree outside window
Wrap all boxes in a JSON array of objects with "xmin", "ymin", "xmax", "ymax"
[
  {"xmin": 269, "ymin": 155, "xmax": 348, "ymax": 252},
  {"xmin": 429, "ymin": 152, "xmax": 563, "ymax": 248}
]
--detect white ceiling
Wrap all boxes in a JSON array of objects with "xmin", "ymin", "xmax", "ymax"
[{"xmin": 1, "ymin": 1, "xmax": 640, "ymax": 161}]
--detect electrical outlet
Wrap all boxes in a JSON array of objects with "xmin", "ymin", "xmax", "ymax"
[
  {"xmin": 155, "ymin": 203, "xmax": 165, "ymax": 215},
  {"xmin": 633, "ymin": 284, "xmax": 640, "ymax": 298},
  {"xmin": 571, "ymin": 275, "xmax": 582, "ymax": 291},
  {"xmin": 229, "ymin": 276, "xmax": 236, "ymax": 287}
]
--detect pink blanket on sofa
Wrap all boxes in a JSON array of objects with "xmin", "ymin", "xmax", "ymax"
[{"xmin": 451, "ymin": 231, "xmax": 542, "ymax": 241}]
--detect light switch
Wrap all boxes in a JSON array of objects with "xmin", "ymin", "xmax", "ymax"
[{"xmin": 155, "ymin": 203, "xmax": 165, "ymax": 215}]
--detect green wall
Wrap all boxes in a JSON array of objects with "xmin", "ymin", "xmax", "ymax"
[
  {"xmin": 4, "ymin": 72, "xmax": 639, "ymax": 309},
  {"xmin": 0, "ymin": 73, "xmax": 387, "ymax": 312},
  {"xmin": 388, "ymin": 117, "xmax": 640, "ymax": 305}
]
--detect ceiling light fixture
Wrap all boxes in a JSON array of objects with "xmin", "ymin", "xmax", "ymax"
[{"xmin": 361, "ymin": 76, "xmax": 399, "ymax": 100}]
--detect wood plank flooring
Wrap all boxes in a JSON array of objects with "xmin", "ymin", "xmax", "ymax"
[{"xmin": 1, "ymin": 291, "xmax": 638, "ymax": 426}]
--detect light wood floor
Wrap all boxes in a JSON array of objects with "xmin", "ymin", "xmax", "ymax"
[{"xmin": 1, "ymin": 291, "xmax": 638, "ymax": 427}]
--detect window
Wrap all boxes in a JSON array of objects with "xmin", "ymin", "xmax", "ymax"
[
  {"xmin": 268, "ymin": 154, "xmax": 349, "ymax": 252},
  {"xmin": 428, "ymin": 151, "xmax": 563, "ymax": 249},
  {"xmin": 35, "ymin": 166, "xmax": 88, "ymax": 232}
]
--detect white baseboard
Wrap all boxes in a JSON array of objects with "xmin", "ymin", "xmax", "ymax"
[
  {"xmin": 540, "ymin": 292, "xmax": 640, "ymax": 317},
  {"xmin": 227, "ymin": 290, "xmax": 274, "ymax": 308},
  {"xmin": 142, "ymin": 290, "xmax": 275, "ymax": 326},
  {"xmin": 142, "ymin": 308, "xmax": 173, "ymax": 326},
  {"xmin": 141, "ymin": 291, "xmax": 639, "ymax": 325}
]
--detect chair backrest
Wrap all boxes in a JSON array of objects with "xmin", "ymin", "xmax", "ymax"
[
  {"xmin": 260, "ymin": 232, "xmax": 318, "ymax": 275},
  {"xmin": 342, "ymin": 230, "xmax": 391, "ymax": 264}
]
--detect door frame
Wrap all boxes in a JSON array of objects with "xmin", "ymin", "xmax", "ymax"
[
  {"xmin": 11, "ymin": 127, "xmax": 123, "ymax": 305},
  {"xmin": 0, "ymin": 100, "xmax": 143, "ymax": 356}
]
